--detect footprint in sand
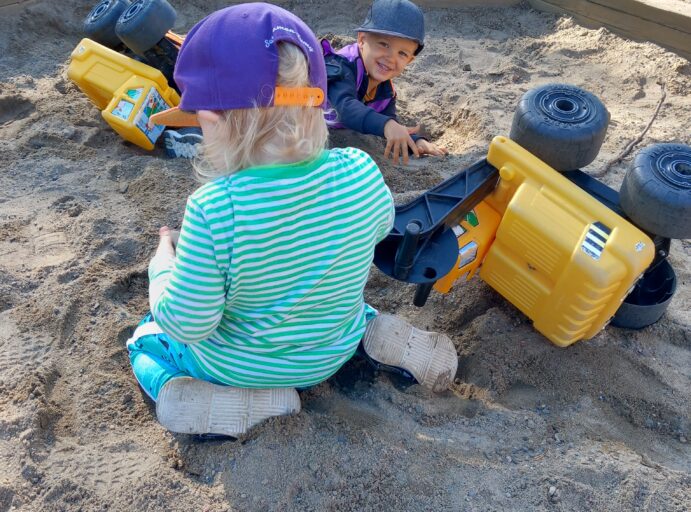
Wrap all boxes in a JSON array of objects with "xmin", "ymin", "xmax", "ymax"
[
  {"xmin": 0, "ymin": 311, "xmax": 53, "ymax": 380},
  {"xmin": 40, "ymin": 443, "xmax": 160, "ymax": 496},
  {"xmin": 0, "ymin": 224, "xmax": 74, "ymax": 270},
  {"xmin": 0, "ymin": 95, "xmax": 35, "ymax": 125}
]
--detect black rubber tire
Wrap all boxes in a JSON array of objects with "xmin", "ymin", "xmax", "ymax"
[
  {"xmin": 83, "ymin": 0, "xmax": 130, "ymax": 48},
  {"xmin": 115, "ymin": 0, "xmax": 176, "ymax": 56},
  {"xmin": 611, "ymin": 258, "xmax": 676, "ymax": 329},
  {"xmin": 510, "ymin": 84, "xmax": 610, "ymax": 171},
  {"xmin": 619, "ymin": 143, "xmax": 691, "ymax": 239}
]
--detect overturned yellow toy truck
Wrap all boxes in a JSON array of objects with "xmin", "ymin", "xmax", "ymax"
[
  {"xmin": 68, "ymin": 38, "xmax": 179, "ymax": 150},
  {"xmin": 67, "ymin": 0, "xmax": 182, "ymax": 150},
  {"xmin": 375, "ymin": 84, "xmax": 688, "ymax": 347}
]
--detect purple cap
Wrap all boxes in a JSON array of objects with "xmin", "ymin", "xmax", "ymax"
[{"xmin": 174, "ymin": 3, "xmax": 326, "ymax": 113}]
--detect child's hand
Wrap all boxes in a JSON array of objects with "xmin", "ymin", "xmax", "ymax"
[
  {"xmin": 415, "ymin": 139, "xmax": 449, "ymax": 157},
  {"xmin": 156, "ymin": 226, "xmax": 177, "ymax": 259},
  {"xmin": 384, "ymin": 120, "xmax": 420, "ymax": 165}
]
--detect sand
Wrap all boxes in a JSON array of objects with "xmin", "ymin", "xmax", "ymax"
[{"xmin": 0, "ymin": 0, "xmax": 689, "ymax": 510}]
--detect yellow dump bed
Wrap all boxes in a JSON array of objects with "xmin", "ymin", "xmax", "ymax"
[{"xmin": 479, "ymin": 137, "xmax": 654, "ymax": 346}]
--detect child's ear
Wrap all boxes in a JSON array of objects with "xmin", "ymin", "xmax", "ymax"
[
  {"xmin": 357, "ymin": 32, "xmax": 365, "ymax": 50},
  {"xmin": 197, "ymin": 109, "xmax": 224, "ymax": 140},
  {"xmin": 197, "ymin": 110, "xmax": 222, "ymax": 124}
]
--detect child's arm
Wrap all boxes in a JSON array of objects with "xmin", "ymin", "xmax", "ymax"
[
  {"xmin": 383, "ymin": 119, "xmax": 420, "ymax": 165},
  {"xmin": 326, "ymin": 57, "xmax": 444, "ymax": 164},
  {"xmin": 326, "ymin": 58, "xmax": 393, "ymax": 136},
  {"xmin": 327, "ymin": 66, "xmax": 418, "ymax": 163},
  {"xmin": 380, "ymin": 99, "xmax": 448, "ymax": 160},
  {"xmin": 148, "ymin": 196, "xmax": 230, "ymax": 344}
]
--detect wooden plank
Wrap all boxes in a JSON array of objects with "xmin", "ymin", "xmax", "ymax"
[
  {"xmin": 0, "ymin": 0, "xmax": 35, "ymax": 8},
  {"xmin": 528, "ymin": 0, "xmax": 691, "ymax": 60},
  {"xmin": 543, "ymin": 0, "xmax": 691, "ymax": 32}
]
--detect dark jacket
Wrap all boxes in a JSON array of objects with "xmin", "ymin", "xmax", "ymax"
[{"xmin": 322, "ymin": 40, "xmax": 421, "ymax": 141}]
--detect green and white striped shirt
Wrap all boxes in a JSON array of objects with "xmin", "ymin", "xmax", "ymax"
[{"xmin": 149, "ymin": 148, "xmax": 394, "ymax": 388}]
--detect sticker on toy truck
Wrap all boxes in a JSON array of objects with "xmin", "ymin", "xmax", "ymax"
[
  {"xmin": 126, "ymin": 87, "xmax": 144, "ymax": 101},
  {"xmin": 111, "ymin": 100, "xmax": 135, "ymax": 120},
  {"xmin": 451, "ymin": 210, "xmax": 480, "ymax": 238},
  {"xmin": 582, "ymin": 222, "xmax": 611, "ymax": 260},
  {"xmin": 459, "ymin": 241, "xmax": 478, "ymax": 268},
  {"xmin": 134, "ymin": 87, "xmax": 171, "ymax": 144}
]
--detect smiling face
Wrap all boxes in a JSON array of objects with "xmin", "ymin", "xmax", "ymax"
[{"xmin": 357, "ymin": 32, "xmax": 418, "ymax": 87}]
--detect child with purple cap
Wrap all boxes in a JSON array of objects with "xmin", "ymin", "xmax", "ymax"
[
  {"xmin": 322, "ymin": 0, "xmax": 448, "ymax": 165},
  {"xmin": 126, "ymin": 2, "xmax": 458, "ymax": 438}
]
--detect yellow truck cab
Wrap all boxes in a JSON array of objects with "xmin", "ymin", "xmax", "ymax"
[{"xmin": 480, "ymin": 137, "xmax": 652, "ymax": 346}]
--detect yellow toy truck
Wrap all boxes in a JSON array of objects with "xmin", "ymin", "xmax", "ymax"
[
  {"xmin": 67, "ymin": 0, "xmax": 183, "ymax": 150},
  {"xmin": 374, "ymin": 84, "xmax": 689, "ymax": 347}
]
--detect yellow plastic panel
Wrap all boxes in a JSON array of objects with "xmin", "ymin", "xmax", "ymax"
[
  {"xmin": 480, "ymin": 137, "xmax": 654, "ymax": 346},
  {"xmin": 102, "ymin": 76, "xmax": 179, "ymax": 150},
  {"xmin": 434, "ymin": 201, "xmax": 501, "ymax": 293},
  {"xmin": 67, "ymin": 38, "xmax": 173, "ymax": 109},
  {"xmin": 67, "ymin": 39, "xmax": 180, "ymax": 150}
]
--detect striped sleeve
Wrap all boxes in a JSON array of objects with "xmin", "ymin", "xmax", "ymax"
[
  {"xmin": 341, "ymin": 148, "xmax": 394, "ymax": 243},
  {"xmin": 149, "ymin": 193, "xmax": 233, "ymax": 344}
]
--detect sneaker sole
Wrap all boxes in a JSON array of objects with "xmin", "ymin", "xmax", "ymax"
[
  {"xmin": 156, "ymin": 378, "xmax": 301, "ymax": 436},
  {"xmin": 362, "ymin": 314, "xmax": 458, "ymax": 392},
  {"xmin": 162, "ymin": 131, "xmax": 202, "ymax": 159}
]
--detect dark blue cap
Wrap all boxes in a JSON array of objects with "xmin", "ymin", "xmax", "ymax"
[{"xmin": 356, "ymin": 0, "xmax": 425, "ymax": 55}]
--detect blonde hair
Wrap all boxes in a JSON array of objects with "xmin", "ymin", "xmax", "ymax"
[{"xmin": 194, "ymin": 42, "xmax": 329, "ymax": 181}]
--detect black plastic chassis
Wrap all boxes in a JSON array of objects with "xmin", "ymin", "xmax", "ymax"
[{"xmin": 373, "ymin": 160, "xmax": 672, "ymax": 309}]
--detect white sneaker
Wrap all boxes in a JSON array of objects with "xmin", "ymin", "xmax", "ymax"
[
  {"xmin": 362, "ymin": 314, "xmax": 458, "ymax": 392},
  {"xmin": 162, "ymin": 128, "xmax": 202, "ymax": 159},
  {"xmin": 156, "ymin": 378, "xmax": 301, "ymax": 436}
]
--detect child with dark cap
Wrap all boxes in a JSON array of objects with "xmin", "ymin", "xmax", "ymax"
[
  {"xmin": 322, "ymin": 0, "xmax": 448, "ymax": 165},
  {"xmin": 126, "ymin": 2, "xmax": 458, "ymax": 438}
]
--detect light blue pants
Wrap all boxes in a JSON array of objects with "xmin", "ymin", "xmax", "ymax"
[
  {"xmin": 125, "ymin": 313, "xmax": 223, "ymax": 401},
  {"xmin": 126, "ymin": 309, "xmax": 382, "ymax": 401}
]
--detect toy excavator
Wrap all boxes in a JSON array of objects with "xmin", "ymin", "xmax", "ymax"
[
  {"xmin": 68, "ymin": 2, "xmax": 690, "ymax": 348},
  {"xmin": 374, "ymin": 83, "xmax": 689, "ymax": 346},
  {"xmin": 67, "ymin": 0, "xmax": 183, "ymax": 149}
]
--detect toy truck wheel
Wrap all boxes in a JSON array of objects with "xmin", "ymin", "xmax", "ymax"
[
  {"xmin": 619, "ymin": 143, "xmax": 691, "ymax": 239},
  {"xmin": 115, "ymin": 0, "xmax": 176, "ymax": 56},
  {"xmin": 612, "ymin": 258, "xmax": 676, "ymax": 329},
  {"xmin": 83, "ymin": 0, "xmax": 130, "ymax": 49},
  {"xmin": 510, "ymin": 84, "xmax": 610, "ymax": 171}
]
